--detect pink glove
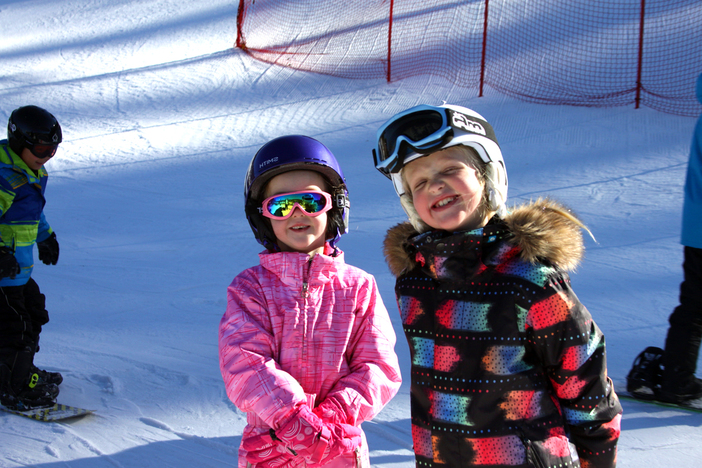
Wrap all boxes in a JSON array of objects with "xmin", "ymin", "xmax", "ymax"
[
  {"xmin": 312, "ymin": 397, "xmax": 349, "ymax": 425},
  {"xmin": 275, "ymin": 405, "xmax": 362, "ymax": 466},
  {"xmin": 316, "ymin": 423, "xmax": 362, "ymax": 466},
  {"xmin": 242, "ymin": 430, "xmax": 299, "ymax": 468}
]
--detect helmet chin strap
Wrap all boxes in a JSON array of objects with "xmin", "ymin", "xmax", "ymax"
[
  {"xmin": 327, "ymin": 227, "xmax": 342, "ymax": 256},
  {"xmin": 484, "ymin": 162, "xmax": 507, "ymax": 214}
]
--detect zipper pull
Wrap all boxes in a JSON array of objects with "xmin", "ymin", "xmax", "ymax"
[{"xmin": 302, "ymin": 282, "xmax": 309, "ymax": 298}]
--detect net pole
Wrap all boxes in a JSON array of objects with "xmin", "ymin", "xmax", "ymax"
[
  {"xmin": 236, "ymin": 0, "xmax": 247, "ymax": 50},
  {"xmin": 479, "ymin": 0, "xmax": 489, "ymax": 97},
  {"xmin": 387, "ymin": 0, "xmax": 394, "ymax": 82},
  {"xmin": 635, "ymin": 0, "xmax": 646, "ymax": 109}
]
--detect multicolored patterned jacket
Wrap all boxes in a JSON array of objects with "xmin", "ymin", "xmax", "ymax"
[
  {"xmin": 0, "ymin": 141, "xmax": 53, "ymax": 286},
  {"xmin": 383, "ymin": 198, "xmax": 621, "ymax": 468},
  {"xmin": 219, "ymin": 244, "xmax": 402, "ymax": 467}
]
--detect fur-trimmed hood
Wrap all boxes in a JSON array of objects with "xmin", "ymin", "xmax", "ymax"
[{"xmin": 383, "ymin": 198, "xmax": 586, "ymax": 277}]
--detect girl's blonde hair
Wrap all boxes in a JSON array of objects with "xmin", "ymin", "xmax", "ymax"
[
  {"xmin": 399, "ymin": 146, "xmax": 496, "ymax": 233},
  {"xmin": 398, "ymin": 147, "xmax": 596, "ymax": 243}
]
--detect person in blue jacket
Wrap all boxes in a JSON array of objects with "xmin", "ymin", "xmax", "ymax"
[
  {"xmin": 628, "ymin": 73, "xmax": 702, "ymax": 404},
  {"xmin": 0, "ymin": 105, "xmax": 63, "ymax": 411}
]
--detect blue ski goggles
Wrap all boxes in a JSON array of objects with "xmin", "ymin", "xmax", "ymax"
[{"xmin": 372, "ymin": 105, "xmax": 497, "ymax": 178}]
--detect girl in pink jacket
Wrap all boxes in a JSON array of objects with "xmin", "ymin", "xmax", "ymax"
[{"xmin": 219, "ymin": 135, "xmax": 402, "ymax": 468}]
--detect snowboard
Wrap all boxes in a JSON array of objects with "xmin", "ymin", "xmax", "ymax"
[
  {"xmin": 617, "ymin": 391, "xmax": 702, "ymax": 413},
  {"xmin": 0, "ymin": 403, "xmax": 95, "ymax": 421}
]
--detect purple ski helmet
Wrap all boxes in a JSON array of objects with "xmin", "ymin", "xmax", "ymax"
[{"xmin": 244, "ymin": 135, "xmax": 350, "ymax": 252}]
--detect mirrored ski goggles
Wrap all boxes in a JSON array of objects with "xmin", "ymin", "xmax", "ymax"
[
  {"xmin": 27, "ymin": 141, "xmax": 59, "ymax": 159},
  {"xmin": 261, "ymin": 190, "xmax": 333, "ymax": 219}
]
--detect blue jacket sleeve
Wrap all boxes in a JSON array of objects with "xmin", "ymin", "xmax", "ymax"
[{"xmin": 36, "ymin": 212, "xmax": 53, "ymax": 243}]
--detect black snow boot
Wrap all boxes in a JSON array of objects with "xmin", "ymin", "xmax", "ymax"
[
  {"xmin": 28, "ymin": 339, "xmax": 63, "ymax": 386},
  {"xmin": 658, "ymin": 366, "xmax": 702, "ymax": 404},
  {"xmin": 0, "ymin": 348, "xmax": 59, "ymax": 410},
  {"xmin": 0, "ymin": 377, "xmax": 59, "ymax": 410},
  {"xmin": 660, "ymin": 315, "xmax": 702, "ymax": 404},
  {"xmin": 30, "ymin": 365, "xmax": 63, "ymax": 386}
]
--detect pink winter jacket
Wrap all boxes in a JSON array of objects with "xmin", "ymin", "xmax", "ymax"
[{"xmin": 219, "ymin": 245, "xmax": 402, "ymax": 467}]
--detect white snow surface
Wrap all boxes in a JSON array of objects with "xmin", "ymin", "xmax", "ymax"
[{"xmin": 1, "ymin": 1, "xmax": 701, "ymax": 467}]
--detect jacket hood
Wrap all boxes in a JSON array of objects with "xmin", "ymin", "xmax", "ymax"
[{"xmin": 383, "ymin": 197, "xmax": 585, "ymax": 277}]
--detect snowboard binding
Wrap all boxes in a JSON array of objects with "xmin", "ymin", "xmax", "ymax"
[{"xmin": 627, "ymin": 346, "xmax": 664, "ymax": 400}]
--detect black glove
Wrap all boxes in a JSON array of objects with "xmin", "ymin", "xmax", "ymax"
[
  {"xmin": 0, "ymin": 246, "xmax": 20, "ymax": 279},
  {"xmin": 37, "ymin": 232, "xmax": 59, "ymax": 265}
]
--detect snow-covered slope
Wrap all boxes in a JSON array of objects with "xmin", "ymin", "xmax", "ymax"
[{"xmin": 1, "ymin": 0, "xmax": 700, "ymax": 466}]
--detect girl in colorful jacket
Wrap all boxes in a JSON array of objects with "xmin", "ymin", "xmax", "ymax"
[
  {"xmin": 372, "ymin": 104, "xmax": 622, "ymax": 468},
  {"xmin": 219, "ymin": 135, "xmax": 402, "ymax": 468}
]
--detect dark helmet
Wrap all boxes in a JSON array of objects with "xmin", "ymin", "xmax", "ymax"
[
  {"xmin": 8, "ymin": 105, "xmax": 62, "ymax": 156},
  {"xmin": 244, "ymin": 135, "xmax": 350, "ymax": 253}
]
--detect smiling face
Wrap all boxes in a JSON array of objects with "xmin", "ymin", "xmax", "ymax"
[
  {"xmin": 403, "ymin": 146, "xmax": 487, "ymax": 232},
  {"xmin": 263, "ymin": 170, "xmax": 329, "ymax": 256}
]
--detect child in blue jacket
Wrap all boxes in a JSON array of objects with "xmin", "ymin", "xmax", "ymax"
[{"xmin": 0, "ymin": 105, "xmax": 63, "ymax": 411}]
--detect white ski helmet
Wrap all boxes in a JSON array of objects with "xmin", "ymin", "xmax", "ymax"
[{"xmin": 372, "ymin": 104, "xmax": 508, "ymax": 226}]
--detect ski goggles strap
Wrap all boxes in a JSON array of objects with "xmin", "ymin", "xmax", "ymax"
[
  {"xmin": 260, "ymin": 190, "xmax": 333, "ymax": 219},
  {"xmin": 372, "ymin": 104, "xmax": 497, "ymax": 178}
]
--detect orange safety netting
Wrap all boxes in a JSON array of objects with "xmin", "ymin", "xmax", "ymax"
[{"xmin": 236, "ymin": 0, "xmax": 702, "ymax": 116}]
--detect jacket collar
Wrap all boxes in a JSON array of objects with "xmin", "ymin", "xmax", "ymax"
[
  {"xmin": 259, "ymin": 243, "xmax": 344, "ymax": 288},
  {"xmin": 0, "ymin": 142, "xmax": 47, "ymax": 183},
  {"xmin": 401, "ymin": 222, "xmax": 512, "ymax": 281}
]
